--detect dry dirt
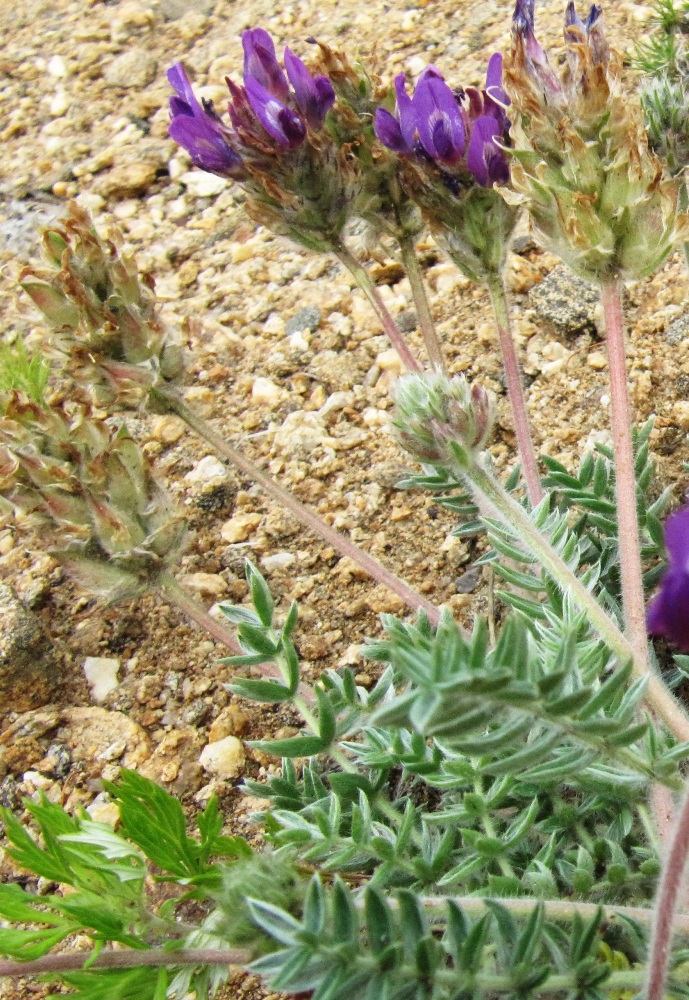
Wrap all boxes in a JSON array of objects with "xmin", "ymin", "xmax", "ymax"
[{"xmin": 0, "ymin": 0, "xmax": 688, "ymax": 997}]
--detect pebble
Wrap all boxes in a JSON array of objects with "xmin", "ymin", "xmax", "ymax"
[
  {"xmin": 83, "ymin": 657, "xmax": 121, "ymax": 703},
  {"xmin": 528, "ymin": 264, "xmax": 600, "ymax": 336},
  {"xmin": 261, "ymin": 551, "xmax": 296, "ymax": 572},
  {"xmin": 666, "ymin": 314, "xmax": 689, "ymax": 346},
  {"xmin": 286, "ymin": 305, "xmax": 322, "ymax": 335},
  {"xmin": 159, "ymin": 0, "xmax": 216, "ymax": 19},
  {"xmin": 104, "ymin": 49, "xmax": 158, "ymax": 89},
  {"xmin": 47, "ymin": 55, "xmax": 68, "ymax": 78},
  {"xmin": 252, "ymin": 377, "xmax": 283, "ymax": 405},
  {"xmin": 587, "ymin": 351, "xmax": 608, "ymax": 370},
  {"xmin": 94, "ymin": 162, "xmax": 158, "ymax": 200},
  {"xmin": 672, "ymin": 401, "xmax": 689, "ymax": 429},
  {"xmin": 221, "ymin": 512, "xmax": 262, "ymax": 543},
  {"xmin": 274, "ymin": 411, "xmax": 334, "ymax": 455},
  {"xmin": 150, "ymin": 415, "xmax": 186, "ymax": 444},
  {"xmin": 209, "ymin": 704, "xmax": 250, "ymax": 741},
  {"xmin": 376, "ymin": 348, "xmax": 404, "ymax": 375},
  {"xmin": 49, "ymin": 90, "xmax": 70, "ymax": 117},
  {"xmin": 180, "ymin": 170, "xmax": 228, "ymax": 198},
  {"xmin": 182, "ymin": 573, "xmax": 228, "ymax": 598},
  {"xmin": 185, "ymin": 455, "xmax": 228, "ymax": 484},
  {"xmin": 199, "ymin": 735, "xmax": 245, "ymax": 779}
]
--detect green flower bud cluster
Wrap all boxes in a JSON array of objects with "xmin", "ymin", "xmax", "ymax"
[
  {"xmin": 0, "ymin": 392, "xmax": 185, "ymax": 600},
  {"xmin": 392, "ymin": 372, "xmax": 495, "ymax": 468},
  {"xmin": 20, "ymin": 203, "xmax": 185, "ymax": 410}
]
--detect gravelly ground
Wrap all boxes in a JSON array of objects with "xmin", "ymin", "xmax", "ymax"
[{"xmin": 1, "ymin": 0, "xmax": 689, "ymax": 996}]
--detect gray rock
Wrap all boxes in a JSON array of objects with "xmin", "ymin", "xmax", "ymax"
[
  {"xmin": 455, "ymin": 566, "xmax": 483, "ymax": 594},
  {"xmin": 104, "ymin": 49, "xmax": 157, "ymax": 89},
  {"xmin": 396, "ymin": 309, "xmax": 418, "ymax": 333},
  {"xmin": 528, "ymin": 263, "xmax": 599, "ymax": 336},
  {"xmin": 666, "ymin": 314, "xmax": 689, "ymax": 346},
  {"xmin": 0, "ymin": 584, "xmax": 60, "ymax": 711},
  {"xmin": 286, "ymin": 305, "xmax": 322, "ymax": 335},
  {"xmin": 159, "ymin": 0, "xmax": 216, "ymax": 19},
  {"xmin": 0, "ymin": 198, "xmax": 63, "ymax": 255}
]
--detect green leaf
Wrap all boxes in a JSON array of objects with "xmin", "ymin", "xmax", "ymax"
[
  {"xmin": 227, "ymin": 678, "xmax": 295, "ymax": 703},
  {"xmin": 250, "ymin": 735, "xmax": 328, "ymax": 758},
  {"xmin": 246, "ymin": 561, "xmax": 275, "ymax": 627}
]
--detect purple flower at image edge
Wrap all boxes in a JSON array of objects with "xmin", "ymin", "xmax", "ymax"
[
  {"xmin": 167, "ymin": 63, "xmax": 245, "ymax": 177},
  {"xmin": 648, "ymin": 505, "xmax": 689, "ymax": 652}
]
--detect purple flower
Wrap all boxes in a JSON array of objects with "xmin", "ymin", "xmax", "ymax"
[
  {"xmin": 648, "ymin": 505, "xmax": 689, "ymax": 651},
  {"xmin": 413, "ymin": 70, "xmax": 466, "ymax": 165},
  {"xmin": 244, "ymin": 76, "xmax": 307, "ymax": 147},
  {"xmin": 242, "ymin": 28, "xmax": 290, "ymax": 103},
  {"xmin": 374, "ymin": 73, "xmax": 418, "ymax": 154},
  {"xmin": 167, "ymin": 63, "xmax": 245, "ymax": 177},
  {"xmin": 467, "ymin": 115, "xmax": 510, "ymax": 187},
  {"xmin": 284, "ymin": 47, "xmax": 335, "ymax": 129}
]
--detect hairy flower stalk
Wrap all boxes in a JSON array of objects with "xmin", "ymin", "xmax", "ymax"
[
  {"xmin": 647, "ymin": 783, "xmax": 689, "ymax": 1000},
  {"xmin": 0, "ymin": 392, "xmax": 241, "ymax": 653},
  {"xmin": 392, "ymin": 372, "xmax": 689, "ymax": 743},
  {"xmin": 373, "ymin": 55, "xmax": 542, "ymax": 503},
  {"xmin": 506, "ymin": 0, "xmax": 689, "ymax": 674}
]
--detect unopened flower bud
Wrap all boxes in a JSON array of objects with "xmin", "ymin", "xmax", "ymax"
[{"xmin": 392, "ymin": 372, "xmax": 495, "ymax": 467}]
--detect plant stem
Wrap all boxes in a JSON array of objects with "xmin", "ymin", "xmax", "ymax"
[
  {"xmin": 0, "ymin": 947, "xmax": 250, "ymax": 979},
  {"xmin": 463, "ymin": 455, "xmax": 689, "ymax": 742},
  {"xmin": 155, "ymin": 570, "xmax": 242, "ymax": 652},
  {"xmin": 397, "ymin": 234, "xmax": 445, "ymax": 373},
  {"xmin": 152, "ymin": 387, "xmax": 440, "ymax": 625},
  {"xmin": 330, "ymin": 239, "xmax": 423, "ymax": 373},
  {"xmin": 418, "ymin": 894, "xmax": 689, "ymax": 937},
  {"xmin": 600, "ymin": 278, "xmax": 650, "ymax": 673},
  {"xmin": 486, "ymin": 273, "xmax": 543, "ymax": 507},
  {"xmin": 647, "ymin": 782, "xmax": 689, "ymax": 1000}
]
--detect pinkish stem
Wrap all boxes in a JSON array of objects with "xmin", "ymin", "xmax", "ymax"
[
  {"xmin": 0, "ymin": 947, "xmax": 249, "ymax": 979},
  {"xmin": 600, "ymin": 278, "xmax": 649, "ymax": 675},
  {"xmin": 486, "ymin": 274, "xmax": 543, "ymax": 507},
  {"xmin": 647, "ymin": 781, "xmax": 689, "ymax": 1000},
  {"xmin": 153, "ymin": 388, "xmax": 440, "ymax": 625},
  {"xmin": 331, "ymin": 239, "xmax": 423, "ymax": 373}
]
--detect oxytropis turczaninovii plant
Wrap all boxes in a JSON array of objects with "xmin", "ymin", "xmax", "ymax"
[{"xmin": 5, "ymin": 2, "xmax": 689, "ymax": 999}]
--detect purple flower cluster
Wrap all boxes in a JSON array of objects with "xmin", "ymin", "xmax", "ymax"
[
  {"xmin": 374, "ymin": 55, "xmax": 510, "ymax": 187},
  {"xmin": 648, "ymin": 506, "xmax": 689, "ymax": 652},
  {"xmin": 167, "ymin": 29, "xmax": 335, "ymax": 176}
]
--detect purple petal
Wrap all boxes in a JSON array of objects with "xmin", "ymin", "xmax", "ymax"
[
  {"xmin": 394, "ymin": 74, "xmax": 417, "ymax": 149},
  {"xmin": 664, "ymin": 505, "xmax": 689, "ymax": 567},
  {"xmin": 167, "ymin": 62, "xmax": 205, "ymax": 118},
  {"xmin": 466, "ymin": 115, "xmax": 509, "ymax": 186},
  {"xmin": 413, "ymin": 75, "xmax": 465, "ymax": 165},
  {"xmin": 485, "ymin": 52, "xmax": 510, "ymax": 111},
  {"xmin": 647, "ymin": 505, "xmax": 689, "ymax": 651},
  {"xmin": 564, "ymin": 0, "xmax": 587, "ymax": 40},
  {"xmin": 375, "ymin": 107, "xmax": 410, "ymax": 153},
  {"xmin": 284, "ymin": 47, "xmax": 335, "ymax": 128},
  {"xmin": 242, "ymin": 28, "xmax": 290, "ymax": 102},
  {"xmin": 245, "ymin": 76, "xmax": 306, "ymax": 147},
  {"xmin": 168, "ymin": 116, "xmax": 244, "ymax": 177},
  {"xmin": 586, "ymin": 3, "xmax": 603, "ymax": 30}
]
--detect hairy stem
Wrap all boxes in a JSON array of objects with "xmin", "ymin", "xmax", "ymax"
[
  {"xmin": 152, "ymin": 387, "xmax": 440, "ymax": 625},
  {"xmin": 464, "ymin": 455, "xmax": 689, "ymax": 742},
  {"xmin": 398, "ymin": 234, "xmax": 445, "ymax": 373},
  {"xmin": 330, "ymin": 239, "xmax": 423, "ymax": 373},
  {"xmin": 418, "ymin": 895, "xmax": 689, "ymax": 937},
  {"xmin": 600, "ymin": 278, "xmax": 650, "ymax": 673},
  {"xmin": 486, "ymin": 273, "xmax": 543, "ymax": 507},
  {"xmin": 155, "ymin": 570, "xmax": 242, "ymax": 652},
  {"xmin": 0, "ymin": 947, "xmax": 250, "ymax": 979},
  {"xmin": 647, "ymin": 783, "xmax": 689, "ymax": 1000}
]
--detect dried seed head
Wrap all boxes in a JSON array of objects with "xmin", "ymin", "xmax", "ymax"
[
  {"xmin": 20, "ymin": 203, "xmax": 186, "ymax": 410},
  {"xmin": 0, "ymin": 392, "xmax": 185, "ymax": 600}
]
